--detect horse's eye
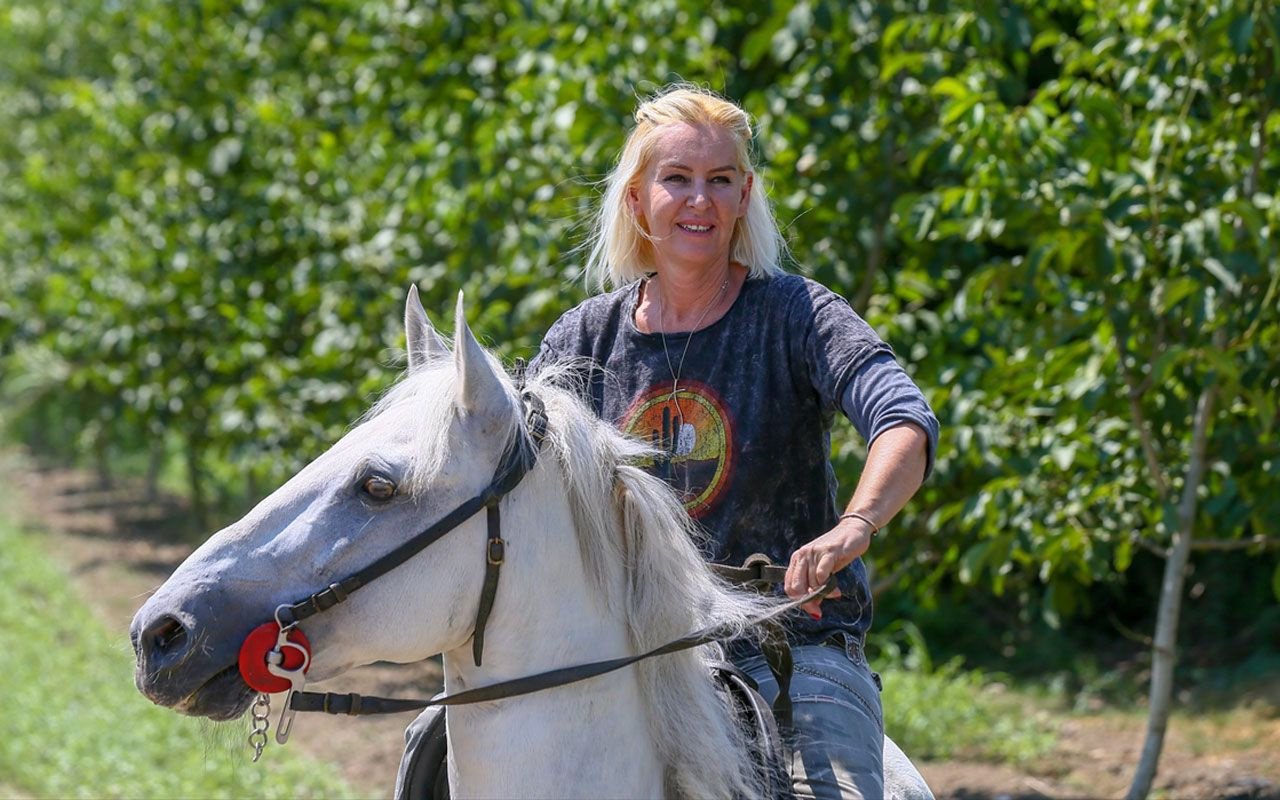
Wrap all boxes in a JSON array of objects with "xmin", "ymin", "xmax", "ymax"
[{"xmin": 361, "ymin": 475, "xmax": 396, "ymax": 501}]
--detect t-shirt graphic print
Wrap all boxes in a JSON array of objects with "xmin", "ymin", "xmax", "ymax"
[{"xmin": 619, "ymin": 379, "xmax": 736, "ymax": 518}]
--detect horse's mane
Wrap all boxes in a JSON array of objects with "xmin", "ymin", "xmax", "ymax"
[
  {"xmin": 527, "ymin": 362, "xmax": 778, "ymax": 799},
  {"xmin": 370, "ymin": 353, "xmax": 778, "ymax": 798}
]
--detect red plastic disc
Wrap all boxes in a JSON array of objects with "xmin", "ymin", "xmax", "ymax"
[{"xmin": 238, "ymin": 622, "xmax": 311, "ymax": 693}]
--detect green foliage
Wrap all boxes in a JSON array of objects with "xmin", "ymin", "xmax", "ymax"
[
  {"xmin": 900, "ymin": 0, "xmax": 1280, "ymax": 625},
  {"xmin": 877, "ymin": 622, "xmax": 1056, "ymax": 762},
  {"xmin": 0, "ymin": 516, "xmax": 357, "ymax": 799},
  {"xmin": 1, "ymin": 0, "xmax": 1277, "ymax": 624}
]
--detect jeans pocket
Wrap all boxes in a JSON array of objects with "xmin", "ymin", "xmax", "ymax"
[{"xmin": 791, "ymin": 647, "xmax": 885, "ymax": 736}]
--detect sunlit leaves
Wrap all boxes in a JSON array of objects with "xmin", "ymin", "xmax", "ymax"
[{"xmin": 1, "ymin": 0, "xmax": 1276, "ymax": 618}]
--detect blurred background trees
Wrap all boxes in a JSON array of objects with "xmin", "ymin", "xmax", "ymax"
[{"xmin": 2, "ymin": 0, "xmax": 1277, "ymax": 792}]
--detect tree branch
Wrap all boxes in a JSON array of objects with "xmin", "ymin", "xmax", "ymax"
[
  {"xmin": 1234, "ymin": 72, "xmax": 1274, "ymax": 347},
  {"xmin": 1109, "ymin": 612, "xmax": 1155, "ymax": 647},
  {"xmin": 1131, "ymin": 319, "xmax": 1165, "ymax": 398},
  {"xmin": 1127, "ymin": 533, "xmax": 1280, "ymax": 557},
  {"xmin": 854, "ymin": 139, "xmax": 895, "ymax": 315},
  {"xmin": 1191, "ymin": 536, "xmax": 1280, "ymax": 552},
  {"xmin": 1243, "ymin": 76, "xmax": 1269, "ymax": 201},
  {"xmin": 854, "ymin": 78, "xmax": 903, "ymax": 315},
  {"xmin": 870, "ymin": 551, "xmax": 937, "ymax": 599},
  {"xmin": 1132, "ymin": 534, "xmax": 1170, "ymax": 560},
  {"xmin": 1113, "ymin": 325, "xmax": 1171, "ymax": 497}
]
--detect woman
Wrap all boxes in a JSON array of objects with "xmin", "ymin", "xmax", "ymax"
[{"xmin": 530, "ymin": 85, "xmax": 938, "ymax": 800}]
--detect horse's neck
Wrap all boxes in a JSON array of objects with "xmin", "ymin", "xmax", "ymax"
[
  {"xmin": 443, "ymin": 673, "xmax": 665, "ymax": 799},
  {"xmin": 440, "ymin": 473, "xmax": 667, "ymax": 798}
]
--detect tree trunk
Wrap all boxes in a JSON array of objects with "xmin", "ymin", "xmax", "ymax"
[
  {"xmin": 184, "ymin": 438, "xmax": 208, "ymax": 531},
  {"xmin": 145, "ymin": 439, "xmax": 164, "ymax": 503},
  {"xmin": 94, "ymin": 430, "xmax": 113, "ymax": 490},
  {"xmin": 853, "ymin": 198, "xmax": 888, "ymax": 316},
  {"xmin": 853, "ymin": 130, "xmax": 895, "ymax": 316},
  {"xmin": 1126, "ymin": 377, "xmax": 1217, "ymax": 799}
]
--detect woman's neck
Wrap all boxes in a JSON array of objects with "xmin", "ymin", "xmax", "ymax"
[{"xmin": 636, "ymin": 261, "xmax": 747, "ymax": 333}]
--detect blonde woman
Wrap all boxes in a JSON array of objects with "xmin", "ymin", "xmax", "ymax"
[{"xmin": 530, "ymin": 85, "xmax": 938, "ymax": 800}]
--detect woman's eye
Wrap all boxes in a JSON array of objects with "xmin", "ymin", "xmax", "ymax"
[
  {"xmin": 712, "ymin": 175, "xmax": 732, "ymax": 184},
  {"xmin": 361, "ymin": 476, "xmax": 396, "ymax": 501},
  {"xmin": 663, "ymin": 174, "xmax": 687, "ymax": 183}
]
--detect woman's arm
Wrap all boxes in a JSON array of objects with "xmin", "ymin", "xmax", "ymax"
[{"xmin": 784, "ymin": 421, "xmax": 929, "ymax": 617}]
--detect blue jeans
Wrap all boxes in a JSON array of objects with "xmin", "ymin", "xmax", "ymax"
[{"xmin": 734, "ymin": 638, "xmax": 885, "ymax": 800}]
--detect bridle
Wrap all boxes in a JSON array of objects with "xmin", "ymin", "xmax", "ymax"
[
  {"xmin": 238, "ymin": 373, "xmax": 549, "ymax": 755},
  {"xmin": 237, "ymin": 372, "xmax": 833, "ymax": 762},
  {"xmin": 274, "ymin": 386, "xmax": 549, "ymax": 667}
]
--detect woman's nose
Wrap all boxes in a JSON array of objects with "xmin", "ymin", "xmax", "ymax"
[{"xmin": 686, "ymin": 185, "xmax": 711, "ymax": 208}]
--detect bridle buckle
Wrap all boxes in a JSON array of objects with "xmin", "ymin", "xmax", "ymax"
[{"xmin": 486, "ymin": 537, "xmax": 506, "ymax": 566}]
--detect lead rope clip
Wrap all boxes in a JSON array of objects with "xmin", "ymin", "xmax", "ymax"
[{"xmin": 267, "ymin": 608, "xmax": 310, "ymax": 745}]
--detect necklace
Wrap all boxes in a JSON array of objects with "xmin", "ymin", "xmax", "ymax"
[{"xmin": 654, "ymin": 275, "xmax": 729, "ymax": 444}]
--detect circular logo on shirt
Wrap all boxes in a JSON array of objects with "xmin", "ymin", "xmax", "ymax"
[{"xmin": 619, "ymin": 380, "xmax": 735, "ymax": 518}]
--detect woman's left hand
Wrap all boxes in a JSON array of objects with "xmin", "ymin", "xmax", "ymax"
[{"xmin": 784, "ymin": 517, "xmax": 875, "ymax": 618}]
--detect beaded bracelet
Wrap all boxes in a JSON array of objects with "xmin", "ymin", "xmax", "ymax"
[{"xmin": 839, "ymin": 511, "xmax": 880, "ymax": 536}]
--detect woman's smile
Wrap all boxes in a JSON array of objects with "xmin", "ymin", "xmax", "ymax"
[{"xmin": 676, "ymin": 221, "xmax": 714, "ymax": 235}]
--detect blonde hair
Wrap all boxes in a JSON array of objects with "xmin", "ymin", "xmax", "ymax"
[{"xmin": 583, "ymin": 85, "xmax": 787, "ymax": 290}]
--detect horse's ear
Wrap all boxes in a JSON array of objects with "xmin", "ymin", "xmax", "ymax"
[
  {"xmin": 453, "ymin": 290, "xmax": 508, "ymax": 420},
  {"xmin": 405, "ymin": 284, "xmax": 448, "ymax": 372}
]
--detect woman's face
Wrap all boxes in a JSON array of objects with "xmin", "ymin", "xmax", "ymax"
[{"xmin": 629, "ymin": 123, "xmax": 753, "ymax": 274}]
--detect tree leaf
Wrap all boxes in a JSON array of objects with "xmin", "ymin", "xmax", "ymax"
[
  {"xmin": 1031, "ymin": 30, "xmax": 1061, "ymax": 53},
  {"xmin": 959, "ymin": 540, "xmax": 991, "ymax": 585},
  {"xmin": 932, "ymin": 77, "xmax": 970, "ymax": 99},
  {"xmin": 1115, "ymin": 537, "xmax": 1133, "ymax": 572},
  {"xmin": 1229, "ymin": 14, "xmax": 1255, "ymax": 54},
  {"xmin": 1202, "ymin": 257, "xmax": 1243, "ymax": 295}
]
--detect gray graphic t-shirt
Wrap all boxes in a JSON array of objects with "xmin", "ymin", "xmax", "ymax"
[{"xmin": 531, "ymin": 273, "xmax": 915, "ymax": 643}]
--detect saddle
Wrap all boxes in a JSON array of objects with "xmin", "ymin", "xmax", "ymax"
[{"xmin": 393, "ymin": 659, "xmax": 793, "ymax": 800}]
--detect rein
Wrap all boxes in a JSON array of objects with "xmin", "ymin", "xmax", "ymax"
[
  {"xmin": 288, "ymin": 574, "xmax": 835, "ymax": 717},
  {"xmin": 238, "ymin": 374, "xmax": 832, "ymax": 760}
]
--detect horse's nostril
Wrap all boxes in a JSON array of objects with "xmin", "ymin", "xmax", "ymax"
[{"xmin": 146, "ymin": 615, "xmax": 189, "ymax": 656}]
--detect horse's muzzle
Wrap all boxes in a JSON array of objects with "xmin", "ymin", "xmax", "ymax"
[{"xmin": 131, "ymin": 603, "xmax": 255, "ymax": 719}]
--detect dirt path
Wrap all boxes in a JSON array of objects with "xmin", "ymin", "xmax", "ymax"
[
  {"xmin": 919, "ymin": 711, "xmax": 1280, "ymax": 798},
  {"xmin": 7, "ymin": 449, "xmax": 1278, "ymax": 799}
]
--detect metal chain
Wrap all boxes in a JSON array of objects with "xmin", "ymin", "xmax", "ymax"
[
  {"xmin": 248, "ymin": 693, "xmax": 271, "ymax": 762},
  {"xmin": 655, "ymin": 276, "xmax": 728, "ymax": 433}
]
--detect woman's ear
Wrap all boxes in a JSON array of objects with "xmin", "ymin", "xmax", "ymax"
[
  {"xmin": 738, "ymin": 172, "xmax": 753, "ymax": 218},
  {"xmin": 627, "ymin": 184, "xmax": 642, "ymax": 217}
]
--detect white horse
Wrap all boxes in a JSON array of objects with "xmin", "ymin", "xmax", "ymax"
[{"xmin": 132, "ymin": 288, "xmax": 932, "ymax": 799}]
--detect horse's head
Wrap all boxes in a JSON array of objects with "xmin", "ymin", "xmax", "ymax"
[{"xmin": 131, "ymin": 288, "xmax": 531, "ymax": 720}]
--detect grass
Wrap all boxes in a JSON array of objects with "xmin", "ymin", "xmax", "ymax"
[
  {"xmin": 875, "ymin": 622, "xmax": 1058, "ymax": 763},
  {"xmin": 0, "ymin": 517, "xmax": 360, "ymax": 800},
  {"xmin": 1184, "ymin": 712, "xmax": 1273, "ymax": 757}
]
